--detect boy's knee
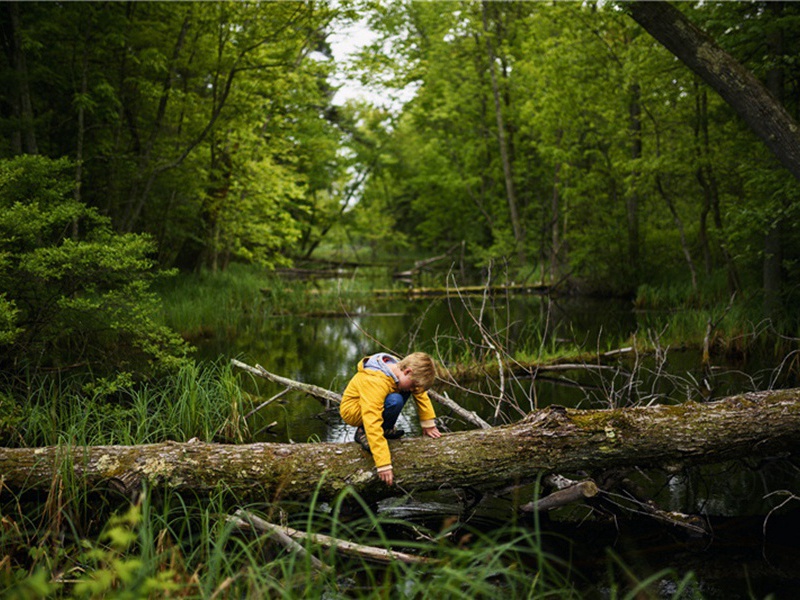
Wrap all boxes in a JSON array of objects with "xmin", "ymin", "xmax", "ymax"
[{"xmin": 384, "ymin": 392, "xmax": 406, "ymax": 409}]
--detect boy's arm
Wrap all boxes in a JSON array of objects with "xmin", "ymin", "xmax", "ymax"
[{"xmin": 412, "ymin": 390, "xmax": 438, "ymax": 429}]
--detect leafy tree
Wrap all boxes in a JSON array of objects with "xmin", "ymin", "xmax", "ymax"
[
  {"xmin": 0, "ymin": 155, "xmax": 190, "ymax": 383},
  {"xmin": 0, "ymin": 1, "xmax": 350, "ymax": 272}
]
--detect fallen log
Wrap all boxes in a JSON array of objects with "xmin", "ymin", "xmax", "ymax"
[
  {"xmin": 231, "ymin": 511, "xmax": 329, "ymax": 572},
  {"xmin": 230, "ymin": 509, "xmax": 436, "ymax": 565},
  {"xmin": 232, "ymin": 360, "xmax": 341, "ymax": 408},
  {"xmin": 521, "ymin": 480, "xmax": 599, "ymax": 513},
  {"xmin": 1, "ymin": 389, "xmax": 799, "ymax": 505},
  {"xmin": 374, "ymin": 283, "xmax": 552, "ymax": 298}
]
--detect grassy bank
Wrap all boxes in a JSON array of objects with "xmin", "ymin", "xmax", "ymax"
[
  {"xmin": 157, "ymin": 264, "xmax": 799, "ymax": 361},
  {"xmin": 156, "ymin": 263, "xmax": 386, "ymax": 344}
]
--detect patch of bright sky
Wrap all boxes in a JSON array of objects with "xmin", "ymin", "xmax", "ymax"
[
  {"xmin": 327, "ymin": 13, "xmax": 379, "ymax": 105},
  {"xmin": 326, "ymin": 10, "xmax": 418, "ymax": 113}
]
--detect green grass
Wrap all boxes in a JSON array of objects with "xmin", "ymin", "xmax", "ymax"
[
  {"xmin": 0, "ymin": 360, "xmax": 707, "ymax": 599},
  {"xmin": 3, "ymin": 267, "xmax": 782, "ymax": 598},
  {"xmin": 0, "ymin": 479, "xmax": 703, "ymax": 599},
  {"xmin": 3, "ymin": 360, "xmax": 248, "ymax": 449},
  {"xmin": 156, "ymin": 263, "xmax": 382, "ymax": 342}
]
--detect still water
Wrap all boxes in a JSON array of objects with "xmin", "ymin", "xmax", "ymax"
[
  {"xmin": 198, "ymin": 291, "xmax": 791, "ymax": 448},
  {"xmin": 195, "ymin": 290, "xmax": 800, "ymax": 597}
]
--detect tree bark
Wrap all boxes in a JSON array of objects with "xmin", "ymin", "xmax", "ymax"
[
  {"xmin": 2, "ymin": 389, "xmax": 799, "ymax": 504},
  {"xmin": 5, "ymin": 1, "xmax": 38, "ymax": 154},
  {"xmin": 626, "ymin": 0, "xmax": 800, "ymax": 183},
  {"xmin": 482, "ymin": 1, "xmax": 524, "ymax": 263},
  {"xmin": 762, "ymin": 1, "xmax": 787, "ymax": 321},
  {"xmin": 627, "ymin": 82, "xmax": 642, "ymax": 278}
]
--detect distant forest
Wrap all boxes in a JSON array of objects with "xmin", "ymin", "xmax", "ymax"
[{"xmin": 2, "ymin": 1, "xmax": 800, "ymax": 307}]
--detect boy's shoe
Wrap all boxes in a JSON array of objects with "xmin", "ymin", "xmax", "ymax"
[
  {"xmin": 383, "ymin": 428, "xmax": 405, "ymax": 440},
  {"xmin": 354, "ymin": 426, "xmax": 370, "ymax": 452}
]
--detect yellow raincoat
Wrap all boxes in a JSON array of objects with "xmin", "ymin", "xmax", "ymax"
[{"xmin": 340, "ymin": 357, "xmax": 437, "ymax": 470}]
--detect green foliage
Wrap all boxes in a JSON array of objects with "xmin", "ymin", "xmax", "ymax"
[
  {"xmin": 0, "ymin": 1, "xmax": 351, "ymax": 272},
  {"xmin": 336, "ymin": 0, "xmax": 800, "ymax": 307},
  {"xmin": 4, "ymin": 360, "xmax": 246, "ymax": 448},
  {"xmin": 72, "ymin": 504, "xmax": 180, "ymax": 599},
  {"xmin": 5, "ymin": 0, "xmax": 800, "ymax": 309},
  {"xmin": 0, "ymin": 155, "xmax": 190, "ymax": 381}
]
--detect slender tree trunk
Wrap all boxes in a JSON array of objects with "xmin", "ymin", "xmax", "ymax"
[
  {"xmin": 763, "ymin": 1, "xmax": 786, "ymax": 320},
  {"xmin": 481, "ymin": 2, "xmax": 524, "ymax": 263},
  {"xmin": 5, "ymin": 1, "xmax": 38, "ymax": 155},
  {"xmin": 122, "ymin": 11, "xmax": 192, "ymax": 232},
  {"xmin": 627, "ymin": 82, "xmax": 642, "ymax": 277},
  {"xmin": 657, "ymin": 175, "xmax": 698, "ymax": 293},
  {"xmin": 550, "ymin": 131, "xmax": 563, "ymax": 283},
  {"xmin": 693, "ymin": 82, "xmax": 741, "ymax": 293},
  {"xmin": 73, "ymin": 19, "xmax": 91, "ymax": 232},
  {"xmin": 693, "ymin": 80, "xmax": 713, "ymax": 277}
]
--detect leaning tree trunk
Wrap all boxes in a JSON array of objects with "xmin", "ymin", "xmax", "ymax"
[
  {"xmin": 2, "ymin": 389, "xmax": 799, "ymax": 503},
  {"xmin": 626, "ymin": 0, "xmax": 800, "ymax": 184}
]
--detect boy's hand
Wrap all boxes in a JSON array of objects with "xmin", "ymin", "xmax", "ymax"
[
  {"xmin": 378, "ymin": 467, "xmax": 393, "ymax": 486},
  {"xmin": 422, "ymin": 426, "xmax": 441, "ymax": 438}
]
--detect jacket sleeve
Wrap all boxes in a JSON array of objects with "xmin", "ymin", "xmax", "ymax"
[
  {"xmin": 413, "ymin": 390, "xmax": 437, "ymax": 428},
  {"xmin": 359, "ymin": 376, "xmax": 393, "ymax": 469}
]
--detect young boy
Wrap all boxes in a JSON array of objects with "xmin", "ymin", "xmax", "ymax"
[{"xmin": 340, "ymin": 351, "xmax": 442, "ymax": 486}]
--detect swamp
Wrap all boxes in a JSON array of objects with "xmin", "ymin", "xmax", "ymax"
[{"xmin": 3, "ymin": 1, "xmax": 800, "ymax": 598}]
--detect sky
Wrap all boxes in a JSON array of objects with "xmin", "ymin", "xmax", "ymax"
[{"xmin": 327, "ymin": 14, "xmax": 382, "ymax": 106}]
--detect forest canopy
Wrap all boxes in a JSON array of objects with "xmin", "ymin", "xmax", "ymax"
[{"xmin": 2, "ymin": 0, "xmax": 800, "ymax": 358}]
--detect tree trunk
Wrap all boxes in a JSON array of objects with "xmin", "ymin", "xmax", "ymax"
[
  {"xmin": 2, "ymin": 388, "xmax": 799, "ymax": 504},
  {"xmin": 5, "ymin": 1, "xmax": 38, "ymax": 155},
  {"xmin": 627, "ymin": 82, "xmax": 642, "ymax": 277},
  {"xmin": 763, "ymin": 1, "xmax": 787, "ymax": 321},
  {"xmin": 550, "ymin": 131, "xmax": 563, "ymax": 284},
  {"xmin": 626, "ymin": 0, "xmax": 800, "ymax": 184},
  {"xmin": 482, "ymin": 1, "xmax": 524, "ymax": 263}
]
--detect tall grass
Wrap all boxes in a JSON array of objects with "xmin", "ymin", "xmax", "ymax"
[
  {"xmin": 0, "ymin": 361, "xmax": 705, "ymax": 599},
  {"xmin": 0, "ymin": 479, "xmax": 702, "ymax": 599},
  {"xmin": 157, "ymin": 263, "xmax": 385, "ymax": 342},
  {"xmin": 634, "ymin": 279, "xmax": 800, "ymax": 357},
  {"xmin": 157, "ymin": 263, "xmax": 280, "ymax": 340},
  {"xmin": 7, "ymin": 360, "xmax": 247, "ymax": 449}
]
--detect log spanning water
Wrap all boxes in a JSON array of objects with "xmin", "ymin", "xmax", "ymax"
[{"xmin": 1, "ymin": 388, "xmax": 799, "ymax": 504}]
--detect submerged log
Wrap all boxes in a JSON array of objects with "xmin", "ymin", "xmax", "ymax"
[
  {"xmin": 521, "ymin": 480, "xmax": 599, "ymax": 513},
  {"xmin": 1, "ymin": 389, "xmax": 799, "ymax": 504},
  {"xmin": 374, "ymin": 283, "xmax": 552, "ymax": 298}
]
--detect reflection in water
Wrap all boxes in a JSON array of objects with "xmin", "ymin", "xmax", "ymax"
[
  {"xmin": 195, "ymin": 290, "xmax": 799, "ymax": 597},
  {"xmin": 198, "ymin": 292, "xmax": 798, "ymax": 512}
]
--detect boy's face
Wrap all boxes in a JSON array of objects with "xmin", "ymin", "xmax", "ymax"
[{"xmin": 396, "ymin": 368, "xmax": 416, "ymax": 392}]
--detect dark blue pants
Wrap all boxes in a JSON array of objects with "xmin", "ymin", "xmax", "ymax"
[{"xmin": 383, "ymin": 392, "xmax": 410, "ymax": 430}]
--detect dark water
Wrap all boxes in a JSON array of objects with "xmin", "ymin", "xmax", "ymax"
[{"xmin": 196, "ymin": 291, "xmax": 800, "ymax": 598}]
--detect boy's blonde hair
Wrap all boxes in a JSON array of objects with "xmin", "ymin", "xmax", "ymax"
[{"xmin": 398, "ymin": 352, "xmax": 436, "ymax": 391}]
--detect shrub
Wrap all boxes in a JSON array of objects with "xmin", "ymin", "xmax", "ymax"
[{"xmin": 0, "ymin": 155, "xmax": 191, "ymax": 384}]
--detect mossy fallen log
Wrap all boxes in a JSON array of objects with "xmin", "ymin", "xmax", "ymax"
[
  {"xmin": 373, "ymin": 283, "xmax": 552, "ymax": 299},
  {"xmin": 1, "ymin": 389, "xmax": 799, "ymax": 504}
]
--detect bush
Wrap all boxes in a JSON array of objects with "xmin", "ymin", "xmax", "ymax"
[{"xmin": 0, "ymin": 155, "xmax": 191, "ymax": 384}]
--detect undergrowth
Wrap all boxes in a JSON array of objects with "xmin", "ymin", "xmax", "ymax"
[{"xmin": 0, "ymin": 482, "xmax": 702, "ymax": 600}]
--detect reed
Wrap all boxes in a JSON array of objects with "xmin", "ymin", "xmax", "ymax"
[
  {"xmin": 7, "ymin": 360, "xmax": 247, "ymax": 451},
  {"xmin": 1, "ymin": 366, "xmax": 707, "ymax": 599},
  {"xmin": 157, "ymin": 263, "xmax": 382, "ymax": 344},
  {"xmin": 0, "ymin": 480, "xmax": 702, "ymax": 599}
]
